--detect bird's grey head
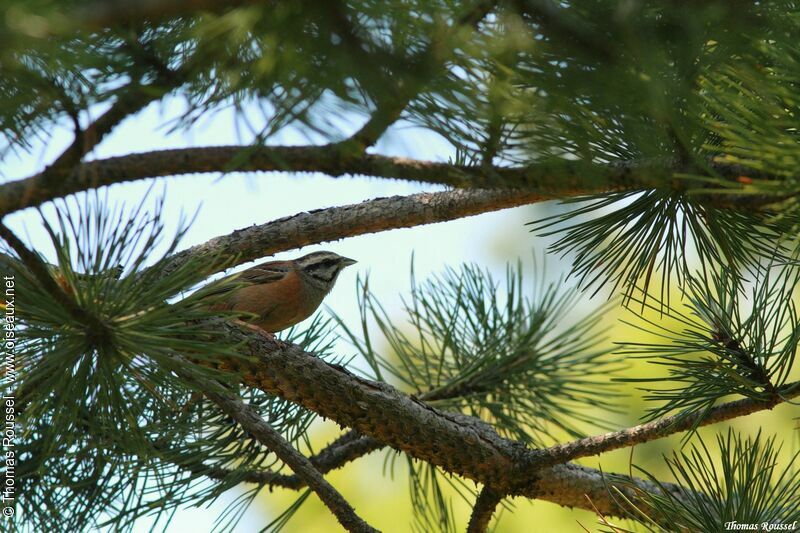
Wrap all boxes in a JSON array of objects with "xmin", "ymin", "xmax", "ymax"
[{"xmin": 296, "ymin": 251, "xmax": 357, "ymax": 292}]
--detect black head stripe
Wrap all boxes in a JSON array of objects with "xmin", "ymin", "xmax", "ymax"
[
  {"xmin": 297, "ymin": 252, "xmax": 349, "ymax": 288},
  {"xmin": 306, "ymin": 260, "xmax": 340, "ymax": 282}
]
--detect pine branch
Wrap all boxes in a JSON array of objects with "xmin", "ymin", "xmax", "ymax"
[
  {"xmin": 185, "ymin": 323, "xmax": 800, "ymax": 501},
  {"xmin": 4, "ymin": 142, "xmax": 781, "ymax": 218},
  {"xmin": 40, "ymin": 36, "xmax": 189, "ymax": 184},
  {"xmin": 193, "ymin": 374, "xmax": 378, "ymax": 533},
  {"xmin": 197, "ymin": 432, "xmax": 383, "ymax": 489},
  {"xmin": 537, "ymin": 462, "xmax": 689, "ymax": 517},
  {"xmin": 201, "ymin": 320, "xmax": 702, "ymax": 517},
  {"xmin": 154, "ymin": 188, "xmax": 546, "ymax": 280},
  {"xmin": 616, "ymin": 430, "xmax": 800, "ymax": 529},
  {"xmin": 11, "ymin": 204, "xmax": 793, "ymax": 518},
  {"xmin": 198, "ymin": 430, "xmax": 378, "ymax": 492},
  {"xmin": 0, "ymin": 146, "xmax": 636, "ymax": 216},
  {"xmin": 42, "ymin": 81, "xmax": 163, "ymax": 181},
  {"xmin": 198, "ymin": 354, "xmax": 522, "ymax": 491},
  {"xmin": 228, "ymin": 333, "xmax": 520, "ymax": 490},
  {"xmin": 0, "ymin": 188, "xmax": 544, "ymax": 306},
  {"xmin": 532, "ymin": 380, "xmax": 800, "ymax": 468},
  {"xmin": 466, "ymin": 487, "xmax": 503, "ymax": 533}
]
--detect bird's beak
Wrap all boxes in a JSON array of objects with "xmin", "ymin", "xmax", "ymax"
[{"xmin": 340, "ymin": 257, "xmax": 357, "ymax": 267}]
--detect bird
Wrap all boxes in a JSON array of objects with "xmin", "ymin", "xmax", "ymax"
[{"xmin": 201, "ymin": 251, "xmax": 357, "ymax": 333}]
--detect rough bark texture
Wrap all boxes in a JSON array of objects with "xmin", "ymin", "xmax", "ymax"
[
  {"xmin": 155, "ymin": 188, "xmax": 548, "ymax": 279},
  {"xmin": 533, "ymin": 387, "xmax": 799, "ymax": 467},
  {"xmin": 3, "ymin": 140, "xmax": 778, "ymax": 218},
  {"xmin": 0, "ymin": 145, "xmax": 649, "ymax": 216},
  {"xmin": 204, "ymin": 322, "xmax": 694, "ymax": 515},
  {"xmin": 466, "ymin": 487, "xmax": 503, "ymax": 533},
  {"xmin": 218, "ymin": 325, "xmax": 527, "ymax": 491},
  {"xmin": 235, "ymin": 340, "xmax": 525, "ymax": 491},
  {"xmin": 206, "ymin": 378, "xmax": 799, "ymax": 496},
  {"xmin": 527, "ymin": 462, "xmax": 686, "ymax": 515},
  {"xmin": 192, "ymin": 319, "xmax": 799, "ymax": 517}
]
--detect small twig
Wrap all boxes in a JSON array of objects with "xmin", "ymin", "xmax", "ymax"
[
  {"xmin": 189, "ymin": 432, "xmax": 383, "ymax": 489},
  {"xmin": 530, "ymin": 379, "xmax": 800, "ymax": 468},
  {"xmin": 40, "ymin": 37, "xmax": 191, "ymax": 186},
  {"xmin": 584, "ymin": 495, "xmax": 625, "ymax": 533},
  {"xmin": 43, "ymin": 81, "xmax": 162, "ymax": 181},
  {"xmin": 466, "ymin": 486, "xmax": 503, "ymax": 533},
  {"xmin": 192, "ymin": 373, "xmax": 378, "ymax": 532}
]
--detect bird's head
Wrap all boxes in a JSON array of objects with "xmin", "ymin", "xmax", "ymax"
[{"xmin": 295, "ymin": 251, "xmax": 357, "ymax": 292}]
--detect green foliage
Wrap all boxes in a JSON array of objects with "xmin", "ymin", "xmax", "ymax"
[
  {"xmin": 696, "ymin": 15, "xmax": 800, "ymax": 219},
  {"xmin": 404, "ymin": 458, "xmax": 466, "ymax": 533},
  {"xmin": 0, "ymin": 192, "xmax": 337, "ymax": 532},
  {"xmin": 618, "ymin": 265, "xmax": 800, "ymax": 426},
  {"xmin": 338, "ymin": 262, "xmax": 621, "ymax": 445},
  {"xmin": 609, "ymin": 430, "xmax": 800, "ymax": 532},
  {"xmin": 0, "ymin": 0, "xmax": 482, "ymax": 155},
  {"xmin": 335, "ymin": 261, "xmax": 621, "ymax": 529},
  {"xmin": 532, "ymin": 190, "xmax": 789, "ymax": 306},
  {"xmin": 1, "ymin": 0, "xmax": 790, "ymax": 164}
]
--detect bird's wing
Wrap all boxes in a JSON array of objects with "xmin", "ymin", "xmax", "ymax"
[
  {"xmin": 199, "ymin": 263, "xmax": 289, "ymax": 301},
  {"xmin": 237, "ymin": 264, "xmax": 289, "ymax": 284}
]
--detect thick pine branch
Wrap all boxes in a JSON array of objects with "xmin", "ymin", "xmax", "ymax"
[
  {"xmin": 197, "ymin": 380, "xmax": 800, "ymax": 495},
  {"xmin": 3, "ymin": 143, "xmax": 779, "ymax": 217},
  {"xmin": 178, "ymin": 318, "xmax": 796, "ymax": 517},
  {"xmin": 154, "ymin": 188, "xmax": 546, "ymax": 279},
  {"xmin": 0, "ymin": 146, "xmax": 627, "ymax": 216},
  {"xmin": 9, "ymin": 182, "xmax": 796, "ymax": 516},
  {"xmin": 202, "ymin": 322, "xmax": 696, "ymax": 516},
  {"xmin": 0, "ymin": 188, "xmax": 541, "ymax": 283},
  {"xmin": 10, "ymin": 178, "xmax": 788, "ymax": 524}
]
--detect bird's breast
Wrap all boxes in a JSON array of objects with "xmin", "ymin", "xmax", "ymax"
[{"xmin": 240, "ymin": 272, "xmax": 326, "ymax": 332}]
